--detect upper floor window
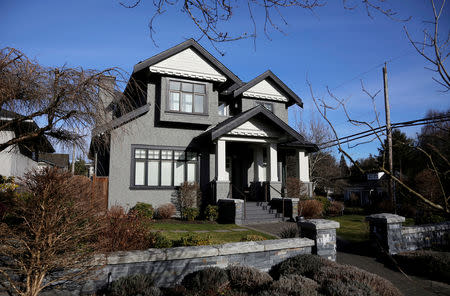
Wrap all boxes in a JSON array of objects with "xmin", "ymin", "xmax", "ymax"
[
  {"xmin": 218, "ymin": 102, "xmax": 229, "ymax": 116},
  {"xmin": 168, "ymin": 80, "xmax": 206, "ymax": 114},
  {"xmin": 256, "ymin": 101, "xmax": 273, "ymax": 112}
]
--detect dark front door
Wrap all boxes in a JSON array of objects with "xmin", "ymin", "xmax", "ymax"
[{"xmin": 228, "ymin": 142, "xmax": 250, "ymax": 199}]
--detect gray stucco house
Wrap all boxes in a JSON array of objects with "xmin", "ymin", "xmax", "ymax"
[{"xmin": 90, "ymin": 39, "xmax": 317, "ymax": 211}]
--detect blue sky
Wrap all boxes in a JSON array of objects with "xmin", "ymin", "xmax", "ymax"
[{"xmin": 1, "ymin": 0, "xmax": 449, "ymax": 161}]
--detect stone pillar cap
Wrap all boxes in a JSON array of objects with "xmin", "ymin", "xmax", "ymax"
[
  {"xmin": 365, "ymin": 213, "xmax": 405, "ymax": 223},
  {"xmin": 298, "ymin": 219, "xmax": 340, "ymax": 230}
]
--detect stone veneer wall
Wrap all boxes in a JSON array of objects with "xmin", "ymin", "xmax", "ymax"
[
  {"xmin": 47, "ymin": 238, "xmax": 314, "ymax": 295},
  {"xmin": 366, "ymin": 213, "xmax": 450, "ymax": 254}
]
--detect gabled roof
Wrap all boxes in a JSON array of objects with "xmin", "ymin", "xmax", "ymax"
[
  {"xmin": 201, "ymin": 105, "xmax": 317, "ymax": 151},
  {"xmin": 133, "ymin": 39, "xmax": 243, "ymax": 86},
  {"xmin": 232, "ymin": 70, "xmax": 303, "ymax": 107}
]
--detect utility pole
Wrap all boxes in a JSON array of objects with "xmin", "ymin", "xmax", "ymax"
[
  {"xmin": 383, "ymin": 63, "xmax": 395, "ymax": 212},
  {"xmin": 71, "ymin": 141, "xmax": 76, "ymax": 174}
]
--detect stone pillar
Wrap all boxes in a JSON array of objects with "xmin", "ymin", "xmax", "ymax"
[
  {"xmin": 298, "ymin": 219, "xmax": 340, "ymax": 261},
  {"xmin": 217, "ymin": 199, "xmax": 244, "ymax": 225},
  {"xmin": 366, "ymin": 213, "xmax": 405, "ymax": 254},
  {"xmin": 290, "ymin": 198, "xmax": 299, "ymax": 218}
]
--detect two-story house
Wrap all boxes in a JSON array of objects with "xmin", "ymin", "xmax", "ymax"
[{"xmin": 90, "ymin": 39, "xmax": 317, "ymax": 211}]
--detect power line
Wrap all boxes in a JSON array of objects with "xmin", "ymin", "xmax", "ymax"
[{"xmin": 319, "ymin": 115, "xmax": 450, "ymax": 149}]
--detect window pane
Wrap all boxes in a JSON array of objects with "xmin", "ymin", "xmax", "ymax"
[
  {"xmin": 174, "ymin": 161, "xmax": 185, "ymax": 185},
  {"xmin": 182, "ymin": 82, "xmax": 193, "ymax": 92},
  {"xmin": 187, "ymin": 152, "xmax": 197, "ymax": 161},
  {"xmin": 148, "ymin": 161, "xmax": 159, "ymax": 186},
  {"xmin": 182, "ymin": 93, "xmax": 193, "ymax": 112},
  {"xmin": 170, "ymin": 92, "xmax": 180, "ymax": 111},
  {"xmin": 187, "ymin": 163, "xmax": 196, "ymax": 182},
  {"xmin": 264, "ymin": 103, "xmax": 273, "ymax": 112},
  {"xmin": 194, "ymin": 95, "xmax": 204, "ymax": 113},
  {"xmin": 218, "ymin": 103, "xmax": 225, "ymax": 116},
  {"xmin": 169, "ymin": 81, "xmax": 181, "ymax": 91},
  {"xmin": 135, "ymin": 149, "xmax": 146, "ymax": 159},
  {"xmin": 161, "ymin": 161, "xmax": 172, "ymax": 186},
  {"xmin": 174, "ymin": 151, "xmax": 185, "ymax": 161},
  {"xmin": 135, "ymin": 161, "xmax": 145, "ymax": 185},
  {"xmin": 194, "ymin": 84, "xmax": 205, "ymax": 94},
  {"xmin": 148, "ymin": 149, "xmax": 160, "ymax": 159},
  {"xmin": 161, "ymin": 150, "xmax": 173, "ymax": 160}
]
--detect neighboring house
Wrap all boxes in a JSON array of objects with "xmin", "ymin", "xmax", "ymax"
[
  {"xmin": 344, "ymin": 172, "xmax": 388, "ymax": 205},
  {"xmin": 37, "ymin": 153, "xmax": 70, "ymax": 171},
  {"xmin": 90, "ymin": 39, "xmax": 318, "ymax": 210},
  {"xmin": 0, "ymin": 110, "xmax": 55, "ymax": 178}
]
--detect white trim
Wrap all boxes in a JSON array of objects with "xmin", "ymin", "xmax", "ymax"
[
  {"xmin": 243, "ymin": 92, "xmax": 288, "ymax": 102},
  {"xmin": 269, "ymin": 143, "xmax": 278, "ymax": 182},
  {"xmin": 150, "ymin": 66, "xmax": 226, "ymax": 82},
  {"xmin": 220, "ymin": 136, "xmax": 271, "ymax": 143}
]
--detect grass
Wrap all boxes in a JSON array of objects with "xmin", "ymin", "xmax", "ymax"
[
  {"xmin": 328, "ymin": 215, "xmax": 370, "ymax": 243},
  {"xmin": 150, "ymin": 220, "xmax": 276, "ymax": 244}
]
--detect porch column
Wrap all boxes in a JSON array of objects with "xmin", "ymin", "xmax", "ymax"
[
  {"xmin": 269, "ymin": 143, "xmax": 278, "ymax": 182},
  {"xmin": 255, "ymin": 146, "xmax": 266, "ymax": 181},
  {"xmin": 298, "ymin": 150, "xmax": 310, "ymax": 182},
  {"xmin": 216, "ymin": 139, "xmax": 228, "ymax": 181}
]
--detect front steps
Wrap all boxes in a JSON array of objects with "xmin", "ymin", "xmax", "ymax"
[{"xmin": 242, "ymin": 201, "xmax": 285, "ymax": 224}]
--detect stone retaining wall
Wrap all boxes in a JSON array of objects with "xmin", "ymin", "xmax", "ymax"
[
  {"xmin": 366, "ymin": 213, "xmax": 450, "ymax": 254},
  {"xmin": 52, "ymin": 238, "xmax": 315, "ymax": 295}
]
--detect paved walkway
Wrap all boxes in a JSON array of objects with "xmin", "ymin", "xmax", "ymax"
[
  {"xmin": 248, "ymin": 221, "xmax": 450, "ymax": 296},
  {"xmin": 154, "ymin": 228, "xmax": 249, "ymax": 233}
]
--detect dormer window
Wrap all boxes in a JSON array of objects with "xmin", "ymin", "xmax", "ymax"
[
  {"xmin": 168, "ymin": 79, "xmax": 207, "ymax": 114},
  {"xmin": 255, "ymin": 101, "xmax": 273, "ymax": 112},
  {"xmin": 218, "ymin": 102, "xmax": 229, "ymax": 116}
]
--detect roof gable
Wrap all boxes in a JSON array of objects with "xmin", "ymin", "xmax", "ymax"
[
  {"xmin": 243, "ymin": 79, "xmax": 287, "ymax": 102},
  {"xmin": 149, "ymin": 48, "xmax": 226, "ymax": 82},
  {"xmin": 133, "ymin": 39, "xmax": 242, "ymax": 85},
  {"xmin": 233, "ymin": 70, "xmax": 303, "ymax": 107}
]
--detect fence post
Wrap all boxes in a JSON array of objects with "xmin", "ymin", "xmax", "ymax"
[
  {"xmin": 298, "ymin": 219, "xmax": 340, "ymax": 261},
  {"xmin": 366, "ymin": 213, "xmax": 405, "ymax": 254}
]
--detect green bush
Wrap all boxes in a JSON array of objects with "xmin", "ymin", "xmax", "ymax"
[
  {"xmin": 315, "ymin": 196, "xmax": 331, "ymax": 213},
  {"xmin": 227, "ymin": 265, "xmax": 272, "ymax": 292},
  {"xmin": 205, "ymin": 205, "xmax": 218, "ymax": 221},
  {"xmin": 150, "ymin": 232, "xmax": 173, "ymax": 248},
  {"xmin": 130, "ymin": 202, "xmax": 154, "ymax": 219},
  {"xmin": 269, "ymin": 274, "xmax": 319, "ymax": 296},
  {"xmin": 184, "ymin": 207, "xmax": 199, "ymax": 221},
  {"xmin": 181, "ymin": 267, "xmax": 229, "ymax": 294},
  {"xmin": 415, "ymin": 212, "xmax": 446, "ymax": 225},
  {"xmin": 314, "ymin": 264, "xmax": 402, "ymax": 296},
  {"xmin": 109, "ymin": 274, "xmax": 161, "ymax": 296},
  {"xmin": 393, "ymin": 250, "xmax": 450, "ymax": 283},
  {"xmin": 240, "ymin": 234, "xmax": 267, "ymax": 242},
  {"xmin": 269, "ymin": 254, "xmax": 334, "ymax": 280},
  {"xmin": 174, "ymin": 234, "xmax": 212, "ymax": 246}
]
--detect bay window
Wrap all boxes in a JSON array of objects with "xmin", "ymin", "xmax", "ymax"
[{"xmin": 132, "ymin": 146, "xmax": 199, "ymax": 188}]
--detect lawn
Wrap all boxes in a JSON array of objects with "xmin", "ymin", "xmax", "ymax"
[
  {"xmin": 150, "ymin": 221, "xmax": 276, "ymax": 244},
  {"xmin": 328, "ymin": 215, "xmax": 370, "ymax": 243}
]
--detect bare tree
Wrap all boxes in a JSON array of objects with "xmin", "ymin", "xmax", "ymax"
[
  {"xmin": 0, "ymin": 47, "xmax": 136, "ymax": 153},
  {"xmin": 307, "ymin": 78, "xmax": 450, "ymax": 214},
  {"xmin": 0, "ymin": 168, "xmax": 104, "ymax": 296},
  {"xmin": 405, "ymin": 0, "xmax": 449, "ymax": 91},
  {"xmin": 120, "ymin": 0, "xmax": 404, "ymax": 53}
]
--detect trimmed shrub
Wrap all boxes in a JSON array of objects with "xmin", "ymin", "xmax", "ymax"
[
  {"xmin": 227, "ymin": 265, "xmax": 272, "ymax": 292},
  {"xmin": 393, "ymin": 250, "xmax": 450, "ymax": 282},
  {"xmin": 205, "ymin": 204, "xmax": 219, "ymax": 221},
  {"xmin": 181, "ymin": 267, "xmax": 229, "ymax": 294},
  {"xmin": 299, "ymin": 200, "xmax": 323, "ymax": 218},
  {"xmin": 314, "ymin": 264, "xmax": 402, "ymax": 296},
  {"xmin": 278, "ymin": 225, "xmax": 298, "ymax": 238},
  {"xmin": 327, "ymin": 201, "xmax": 344, "ymax": 216},
  {"xmin": 176, "ymin": 181, "xmax": 201, "ymax": 220},
  {"xmin": 269, "ymin": 254, "xmax": 334, "ymax": 280},
  {"xmin": 109, "ymin": 274, "xmax": 161, "ymax": 296},
  {"xmin": 269, "ymin": 274, "xmax": 319, "ymax": 296},
  {"xmin": 184, "ymin": 207, "xmax": 199, "ymax": 221},
  {"xmin": 156, "ymin": 203, "xmax": 176, "ymax": 219},
  {"xmin": 150, "ymin": 232, "xmax": 173, "ymax": 248},
  {"xmin": 130, "ymin": 202, "xmax": 154, "ymax": 219},
  {"xmin": 320, "ymin": 278, "xmax": 378, "ymax": 296},
  {"xmin": 240, "ymin": 234, "xmax": 266, "ymax": 242},
  {"xmin": 174, "ymin": 234, "xmax": 212, "ymax": 246}
]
